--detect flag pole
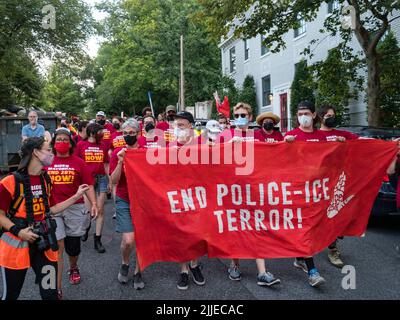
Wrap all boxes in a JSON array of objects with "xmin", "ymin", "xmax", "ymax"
[{"xmin": 180, "ymin": 35, "xmax": 185, "ymax": 111}]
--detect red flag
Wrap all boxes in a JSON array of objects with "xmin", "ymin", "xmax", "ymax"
[
  {"xmin": 217, "ymin": 96, "xmax": 230, "ymax": 119},
  {"xmin": 124, "ymin": 140, "xmax": 398, "ymax": 269}
]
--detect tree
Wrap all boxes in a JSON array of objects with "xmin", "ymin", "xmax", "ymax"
[
  {"xmin": 0, "ymin": 0, "xmax": 93, "ymax": 107},
  {"xmin": 94, "ymin": 0, "xmax": 221, "ymax": 116},
  {"xmin": 239, "ymin": 75, "xmax": 257, "ymax": 111},
  {"xmin": 198, "ymin": 0, "xmax": 400, "ymax": 126},
  {"xmin": 42, "ymin": 57, "xmax": 93, "ymax": 116},
  {"xmin": 312, "ymin": 46, "xmax": 363, "ymax": 124},
  {"xmin": 290, "ymin": 59, "xmax": 314, "ymax": 124},
  {"xmin": 377, "ymin": 31, "xmax": 400, "ymax": 127}
]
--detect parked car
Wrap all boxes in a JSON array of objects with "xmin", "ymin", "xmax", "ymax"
[{"xmin": 337, "ymin": 126, "xmax": 400, "ymax": 216}]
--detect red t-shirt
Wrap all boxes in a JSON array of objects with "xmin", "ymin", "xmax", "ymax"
[
  {"xmin": 219, "ymin": 128, "xmax": 257, "ymax": 143},
  {"xmin": 168, "ymin": 136, "xmax": 205, "ymax": 148},
  {"xmin": 320, "ymin": 129, "xmax": 359, "ymax": 141},
  {"xmin": 101, "ymin": 123, "xmax": 115, "ymax": 149},
  {"xmin": 75, "ymin": 140, "xmax": 109, "ymax": 177},
  {"xmin": 46, "ymin": 155, "xmax": 94, "ymax": 205},
  {"xmin": 109, "ymin": 147, "xmax": 129, "ymax": 202},
  {"xmin": 110, "ymin": 132, "xmax": 126, "ymax": 151},
  {"xmin": 285, "ymin": 127, "xmax": 327, "ymax": 142},
  {"xmin": 254, "ymin": 129, "xmax": 284, "ymax": 143},
  {"xmin": 0, "ymin": 175, "xmax": 51, "ymax": 221},
  {"xmin": 156, "ymin": 121, "xmax": 170, "ymax": 131}
]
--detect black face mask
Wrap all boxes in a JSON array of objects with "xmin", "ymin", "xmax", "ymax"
[
  {"xmin": 113, "ymin": 123, "xmax": 120, "ymax": 130},
  {"xmin": 263, "ymin": 122, "xmax": 274, "ymax": 131},
  {"xmin": 145, "ymin": 123, "xmax": 155, "ymax": 132},
  {"xmin": 166, "ymin": 115, "xmax": 175, "ymax": 122},
  {"xmin": 324, "ymin": 117, "xmax": 337, "ymax": 128},
  {"xmin": 97, "ymin": 119, "xmax": 106, "ymax": 126},
  {"xmin": 124, "ymin": 135, "xmax": 137, "ymax": 146}
]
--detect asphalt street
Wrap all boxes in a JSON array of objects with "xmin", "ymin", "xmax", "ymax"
[{"xmin": 1, "ymin": 199, "xmax": 400, "ymax": 300}]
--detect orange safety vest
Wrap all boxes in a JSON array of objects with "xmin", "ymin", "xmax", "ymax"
[{"xmin": 0, "ymin": 174, "xmax": 58, "ymax": 270}]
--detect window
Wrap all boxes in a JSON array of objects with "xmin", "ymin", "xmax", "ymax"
[
  {"xmin": 229, "ymin": 47, "xmax": 236, "ymax": 73},
  {"xmin": 244, "ymin": 39, "xmax": 249, "ymax": 61},
  {"xmin": 294, "ymin": 18, "xmax": 306, "ymax": 38},
  {"xmin": 262, "ymin": 75, "xmax": 271, "ymax": 106},
  {"xmin": 261, "ymin": 34, "xmax": 269, "ymax": 56},
  {"xmin": 327, "ymin": 1, "xmax": 339, "ymax": 14}
]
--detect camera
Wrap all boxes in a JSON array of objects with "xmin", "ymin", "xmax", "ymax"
[{"xmin": 31, "ymin": 213, "xmax": 58, "ymax": 252}]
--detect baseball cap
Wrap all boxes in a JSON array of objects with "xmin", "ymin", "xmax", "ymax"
[
  {"xmin": 96, "ymin": 111, "xmax": 106, "ymax": 117},
  {"xmin": 174, "ymin": 111, "xmax": 195, "ymax": 124},
  {"xmin": 166, "ymin": 105, "xmax": 176, "ymax": 113},
  {"xmin": 206, "ymin": 120, "xmax": 222, "ymax": 134},
  {"xmin": 54, "ymin": 127, "xmax": 72, "ymax": 137}
]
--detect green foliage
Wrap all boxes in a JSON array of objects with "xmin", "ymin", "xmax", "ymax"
[
  {"xmin": 239, "ymin": 75, "xmax": 257, "ymax": 111},
  {"xmin": 290, "ymin": 60, "xmax": 314, "ymax": 122},
  {"xmin": 377, "ymin": 31, "xmax": 400, "ymax": 127},
  {"xmin": 93, "ymin": 0, "xmax": 221, "ymax": 117},
  {"xmin": 0, "ymin": 0, "xmax": 93, "ymax": 108},
  {"xmin": 312, "ymin": 46, "xmax": 364, "ymax": 124}
]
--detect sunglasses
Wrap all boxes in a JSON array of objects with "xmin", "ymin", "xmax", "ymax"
[
  {"xmin": 234, "ymin": 114, "xmax": 248, "ymax": 119},
  {"xmin": 123, "ymin": 131, "xmax": 137, "ymax": 136}
]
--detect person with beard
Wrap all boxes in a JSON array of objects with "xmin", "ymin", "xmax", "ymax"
[
  {"xmin": 46, "ymin": 128, "xmax": 98, "ymax": 299},
  {"xmin": 138, "ymin": 115, "xmax": 165, "ymax": 149},
  {"xmin": 110, "ymin": 119, "xmax": 145, "ymax": 289},
  {"xmin": 254, "ymin": 112, "xmax": 284, "ymax": 143},
  {"xmin": 156, "ymin": 105, "xmax": 177, "ymax": 142},
  {"xmin": 75, "ymin": 123, "xmax": 110, "ymax": 253},
  {"xmin": 318, "ymin": 105, "xmax": 358, "ymax": 142}
]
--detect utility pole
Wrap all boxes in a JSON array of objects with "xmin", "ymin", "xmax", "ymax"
[{"xmin": 179, "ymin": 35, "xmax": 185, "ymax": 111}]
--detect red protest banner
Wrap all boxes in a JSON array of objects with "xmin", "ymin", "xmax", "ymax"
[{"xmin": 124, "ymin": 140, "xmax": 398, "ymax": 269}]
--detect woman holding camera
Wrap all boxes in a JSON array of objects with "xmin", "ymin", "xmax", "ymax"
[
  {"xmin": 46, "ymin": 128, "xmax": 98, "ymax": 299},
  {"xmin": 0, "ymin": 137, "xmax": 89, "ymax": 300}
]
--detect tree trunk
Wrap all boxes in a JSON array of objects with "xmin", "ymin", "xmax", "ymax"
[{"xmin": 366, "ymin": 53, "xmax": 381, "ymax": 127}]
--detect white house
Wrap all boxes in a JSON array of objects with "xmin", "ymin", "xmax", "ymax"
[{"xmin": 219, "ymin": 2, "xmax": 400, "ymax": 132}]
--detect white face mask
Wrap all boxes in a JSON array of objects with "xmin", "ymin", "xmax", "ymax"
[
  {"xmin": 174, "ymin": 127, "xmax": 190, "ymax": 139},
  {"xmin": 298, "ymin": 115, "xmax": 313, "ymax": 127},
  {"xmin": 219, "ymin": 124, "xmax": 227, "ymax": 130}
]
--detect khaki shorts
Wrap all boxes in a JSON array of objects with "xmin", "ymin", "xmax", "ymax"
[{"xmin": 54, "ymin": 203, "xmax": 90, "ymax": 240}]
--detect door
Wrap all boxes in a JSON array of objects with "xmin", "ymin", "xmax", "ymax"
[{"xmin": 280, "ymin": 93, "xmax": 288, "ymax": 133}]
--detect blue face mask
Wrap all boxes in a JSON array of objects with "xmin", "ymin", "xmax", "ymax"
[{"xmin": 235, "ymin": 117, "xmax": 249, "ymax": 128}]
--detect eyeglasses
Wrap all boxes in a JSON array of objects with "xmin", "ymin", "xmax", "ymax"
[
  {"xmin": 234, "ymin": 114, "xmax": 248, "ymax": 119},
  {"xmin": 123, "ymin": 131, "xmax": 137, "ymax": 136}
]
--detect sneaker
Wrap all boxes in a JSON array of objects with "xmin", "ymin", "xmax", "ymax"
[
  {"xmin": 177, "ymin": 272, "xmax": 189, "ymax": 290},
  {"xmin": 293, "ymin": 258, "xmax": 308, "ymax": 273},
  {"xmin": 133, "ymin": 272, "xmax": 145, "ymax": 290},
  {"xmin": 189, "ymin": 265, "xmax": 205, "ymax": 286},
  {"xmin": 57, "ymin": 289, "xmax": 63, "ymax": 300},
  {"xmin": 308, "ymin": 268, "xmax": 326, "ymax": 287},
  {"xmin": 69, "ymin": 267, "xmax": 81, "ymax": 285},
  {"xmin": 328, "ymin": 248, "xmax": 344, "ymax": 268},
  {"xmin": 228, "ymin": 265, "xmax": 241, "ymax": 281},
  {"xmin": 118, "ymin": 264, "xmax": 129, "ymax": 284},
  {"xmin": 257, "ymin": 272, "xmax": 281, "ymax": 286}
]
